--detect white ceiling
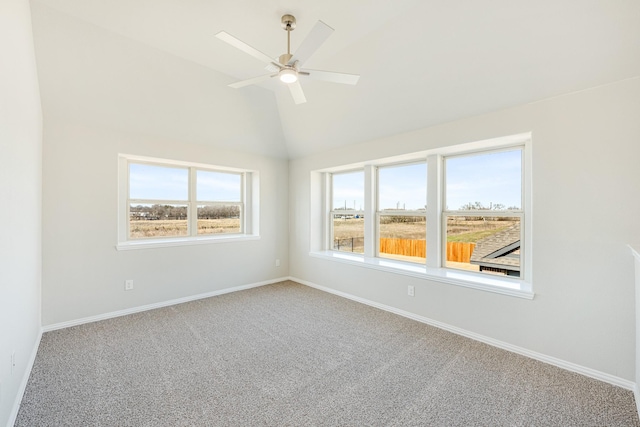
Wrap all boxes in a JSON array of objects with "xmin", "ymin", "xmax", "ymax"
[{"xmin": 31, "ymin": 0, "xmax": 640, "ymax": 158}]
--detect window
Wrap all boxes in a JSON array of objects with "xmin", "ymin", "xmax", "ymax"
[
  {"xmin": 377, "ymin": 163, "xmax": 427, "ymax": 264},
  {"xmin": 330, "ymin": 170, "xmax": 364, "ymax": 254},
  {"xmin": 312, "ymin": 133, "xmax": 532, "ymax": 298},
  {"xmin": 196, "ymin": 170, "xmax": 243, "ymax": 236},
  {"xmin": 444, "ymin": 149, "xmax": 522, "ymax": 277},
  {"xmin": 118, "ymin": 155, "xmax": 258, "ymax": 249},
  {"xmin": 129, "ymin": 163, "xmax": 190, "ymax": 238}
]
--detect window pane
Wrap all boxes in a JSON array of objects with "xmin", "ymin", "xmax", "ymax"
[
  {"xmin": 379, "ymin": 215, "xmax": 426, "ymax": 264},
  {"xmin": 129, "ymin": 204, "xmax": 188, "ymax": 238},
  {"xmin": 333, "ymin": 171, "xmax": 364, "ymax": 211},
  {"xmin": 378, "ymin": 163, "xmax": 427, "ymax": 211},
  {"xmin": 197, "ymin": 205, "xmax": 241, "ymax": 235},
  {"xmin": 129, "ymin": 164, "xmax": 188, "ymax": 201},
  {"xmin": 197, "ymin": 171, "xmax": 241, "ymax": 202},
  {"xmin": 333, "ymin": 214, "xmax": 364, "ymax": 254},
  {"xmin": 445, "ymin": 149, "xmax": 521, "ymax": 211},
  {"xmin": 446, "ymin": 216, "xmax": 521, "ymax": 277}
]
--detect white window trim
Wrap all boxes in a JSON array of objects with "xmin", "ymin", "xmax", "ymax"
[
  {"xmin": 442, "ymin": 146, "xmax": 525, "ymax": 277},
  {"xmin": 329, "ymin": 169, "xmax": 366, "ymax": 255},
  {"xmin": 309, "ymin": 250, "xmax": 533, "ymax": 299},
  {"xmin": 310, "ymin": 132, "xmax": 533, "ymax": 299},
  {"xmin": 117, "ymin": 154, "xmax": 259, "ymax": 250},
  {"xmin": 376, "ymin": 162, "xmax": 427, "ymax": 260}
]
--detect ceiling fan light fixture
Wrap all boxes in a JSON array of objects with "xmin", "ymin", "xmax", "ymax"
[
  {"xmin": 218, "ymin": 14, "xmax": 360, "ymax": 104},
  {"xmin": 279, "ymin": 68, "xmax": 298, "ymax": 83}
]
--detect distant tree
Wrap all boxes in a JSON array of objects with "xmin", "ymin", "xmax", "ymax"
[
  {"xmin": 459, "ymin": 201, "xmax": 508, "ymax": 211},
  {"xmin": 380, "ymin": 216, "xmax": 424, "ymax": 224},
  {"xmin": 460, "ymin": 201, "xmax": 487, "ymax": 210},
  {"xmin": 198, "ymin": 205, "xmax": 240, "ymax": 219}
]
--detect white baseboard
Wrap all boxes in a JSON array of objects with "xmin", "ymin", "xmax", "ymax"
[
  {"xmin": 635, "ymin": 386, "xmax": 640, "ymax": 418},
  {"xmin": 290, "ymin": 276, "xmax": 636, "ymax": 392},
  {"xmin": 8, "ymin": 328, "xmax": 42, "ymax": 427},
  {"xmin": 42, "ymin": 277, "xmax": 289, "ymax": 333}
]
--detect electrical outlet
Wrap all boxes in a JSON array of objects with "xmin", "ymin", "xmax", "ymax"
[
  {"xmin": 275, "ymin": 259, "xmax": 280, "ymax": 267},
  {"xmin": 125, "ymin": 280, "xmax": 134, "ymax": 291},
  {"xmin": 407, "ymin": 285, "xmax": 415, "ymax": 297}
]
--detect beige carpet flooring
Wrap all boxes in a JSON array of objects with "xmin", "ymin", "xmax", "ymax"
[{"xmin": 15, "ymin": 281, "xmax": 640, "ymax": 426}]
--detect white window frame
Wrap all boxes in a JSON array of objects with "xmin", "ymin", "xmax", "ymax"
[
  {"xmin": 192, "ymin": 168, "xmax": 245, "ymax": 236},
  {"xmin": 442, "ymin": 147, "xmax": 525, "ymax": 278},
  {"xmin": 376, "ymin": 161, "xmax": 427, "ymax": 262},
  {"xmin": 117, "ymin": 154, "xmax": 259, "ymax": 250},
  {"xmin": 329, "ymin": 169, "xmax": 365, "ymax": 254},
  {"xmin": 310, "ymin": 133, "xmax": 533, "ymax": 299}
]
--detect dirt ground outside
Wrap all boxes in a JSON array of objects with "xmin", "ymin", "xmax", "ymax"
[
  {"xmin": 129, "ymin": 218, "xmax": 240, "ymax": 238},
  {"xmin": 333, "ymin": 217, "xmax": 516, "ymax": 242}
]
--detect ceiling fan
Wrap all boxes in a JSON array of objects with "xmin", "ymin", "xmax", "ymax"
[{"xmin": 215, "ymin": 14, "xmax": 360, "ymax": 104}]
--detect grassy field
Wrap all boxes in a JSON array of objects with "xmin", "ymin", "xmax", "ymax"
[
  {"xmin": 129, "ymin": 218, "xmax": 240, "ymax": 238},
  {"xmin": 446, "ymin": 218, "xmax": 516, "ymax": 243},
  {"xmin": 333, "ymin": 217, "xmax": 516, "ymax": 243},
  {"xmin": 333, "ymin": 217, "xmax": 518, "ymax": 274}
]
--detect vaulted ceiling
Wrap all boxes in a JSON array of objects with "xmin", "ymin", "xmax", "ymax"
[{"xmin": 30, "ymin": 0, "xmax": 640, "ymax": 158}]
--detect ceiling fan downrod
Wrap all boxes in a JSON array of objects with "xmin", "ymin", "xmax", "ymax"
[{"xmin": 279, "ymin": 14, "xmax": 296, "ymax": 66}]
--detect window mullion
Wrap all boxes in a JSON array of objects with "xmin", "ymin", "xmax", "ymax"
[
  {"xmin": 363, "ymin": 165, "xmax": 375, "ymax": 258},
  {"xmin": 426, "ymin": 154, "xmax": 441, "ymax": 268},
  {"xmin": 325, "ymin": 173, "xmax": 332, "ymax": 250},
  {"xmin": 189, "ymin": 167, "xmax": 197, "ymax": 236}
]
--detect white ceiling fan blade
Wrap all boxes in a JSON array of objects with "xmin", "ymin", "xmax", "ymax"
[
  {"xmin": 228, "ymin": 74, "xmax": 275, "ymax": 89},
  {"xmin": 304, "ymin": 69, "xmax": 360, "ymax": 85},
  {"xmin": 265, "ymin": 61, "xmax": 281, "ymax": 73},
  {"xmin": 288, "ymin": 20, "xmax": 334, "ymax": 67},
  {"xmin": 216, "ymin": 31, "xmax": 277, "ymax": 66},
  {"xmin": 288, "ymin": 81, "xmax": 307, "ymax": 104}
]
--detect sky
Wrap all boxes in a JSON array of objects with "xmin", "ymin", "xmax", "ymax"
[
  {"xmin": 379, "ymin": 163, "xmax": 427, "ymax": 210},
  {"xmin": 332, "ymin": 149, "xmax": 522, "ymax": 211},
  {"xmin": 129, "ymin": 163, "xmax": 241, "ymax": 201},
  {"xmin": 332, "ymin": 171, "xmax": 365, "ymax": 210},
  {"xmin": 446, "ymin": 149, "xmax": 521, "ymax": 210}
]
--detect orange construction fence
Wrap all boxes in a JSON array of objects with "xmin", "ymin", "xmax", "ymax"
[{"xmin": 379, "ymin": 238, "xmax": 475, "ymax": 263}]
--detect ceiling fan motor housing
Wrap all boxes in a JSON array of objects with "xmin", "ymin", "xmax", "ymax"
[
  {"xmin": 279, "ymin": 53, "xmax": 293, "ymax": 65},
  {"xmin": 281, "ymin": 14, "xmax": 296, "ymax": 30}
]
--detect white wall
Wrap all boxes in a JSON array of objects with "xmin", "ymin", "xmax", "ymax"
[
  {"xmin": 289, "ymin": 77, "xmax": 640, "ymax": 381},
  {"xmin": 29, "ymin": 3, "xmax": 291, "ymax": 326},
  {"xmin": 0, "ymin": 1, "xmax": 42, "ymax": 425},
  {"xmin": 41, "ymin": 121, "xmax": 289, "ymax": 326}
]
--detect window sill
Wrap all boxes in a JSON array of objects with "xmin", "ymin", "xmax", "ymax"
[
  {"xmin": 309, "ymin": 250, "xmax": 534, "ymax": 299},
  {"xmin": 116, "ymin": 234, "xmax": 260, "ymax": 251}
]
